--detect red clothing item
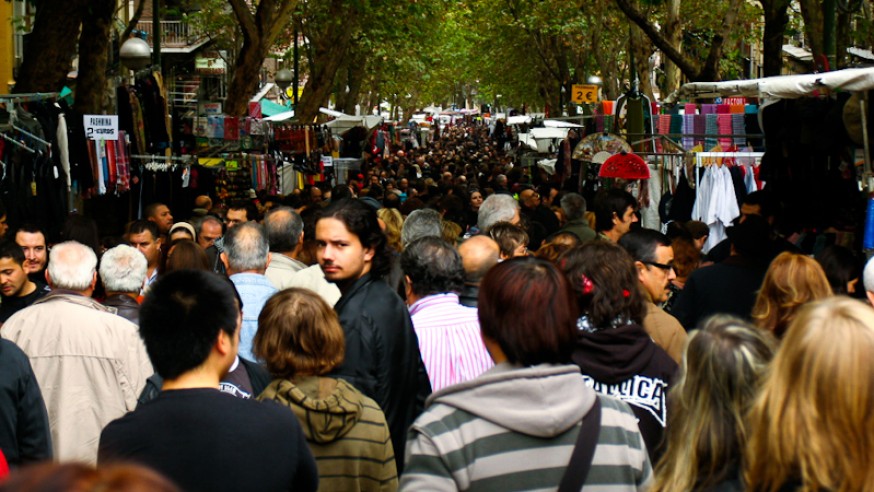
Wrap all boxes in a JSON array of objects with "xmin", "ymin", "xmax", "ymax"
[{"xmin": 0, "ymin": 449, "xmax": 8, "ymax": 479}]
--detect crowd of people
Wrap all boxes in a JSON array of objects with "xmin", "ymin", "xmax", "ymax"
[{"xmin": 0, "ymin": 121, "xmax": 873, "ymax": 491}]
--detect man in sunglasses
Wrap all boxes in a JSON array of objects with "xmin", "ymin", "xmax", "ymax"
[{"xmin": 619, "ymin": 229, "xmax": 687, "ymax": 364}]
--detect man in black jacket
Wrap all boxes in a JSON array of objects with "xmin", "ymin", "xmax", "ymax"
[
  {"xmin": 0, "ymin": 339, "xmax": 52, "ymax": 466},
  {"xmin": 316, "ymin": 198, "xmax": 431, "ymax": 473}
]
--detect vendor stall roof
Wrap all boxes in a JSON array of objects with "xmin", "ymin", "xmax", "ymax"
[
  {"xmin": 264, "ymin": 110, "xmax": 295, "ymax": 122},
  {"xmin": 260, "ymin": 99, "xmax": 291, "ymax": 117},
  {"xmin": 542, "ymin": 119, "xmax": 583, "ymax": 128},
  {"xmin": 506, "ymin": 115, "xmax": 532, "ymax": 125},
  {"xmin": 664, "ymin": 66, "xmax": 874, "ymax": 104},
  {"xmin": 325, "ymin": 115, "xmax": 384, "ymax": 132}
]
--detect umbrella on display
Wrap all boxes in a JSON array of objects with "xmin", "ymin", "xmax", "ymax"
[
  {"xmin": 598, "ymin": 151, "xmax": 651, "ymax": 180},
  {"xmin": 572, "ymin": 132, "xmax": 632, "ymax": 161}
]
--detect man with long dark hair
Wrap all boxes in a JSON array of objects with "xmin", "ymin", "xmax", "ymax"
[{"xmin": 315, "ymin": 198, "xmax": 431, "ymax": 472}]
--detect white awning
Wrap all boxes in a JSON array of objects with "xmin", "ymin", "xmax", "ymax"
[
  {"xmin": 264, "ymin": 110, "xmax": 295, "ymax": 122},
  {"xmin": 664, "ymin": 66, "xmax": 874, "ymax": 104},
  {"xmin": 506, "ymin": 115, "xmax": 532, "ymax": 125},
  {"xmin": 543, "ymin": 119, "xmax": 583, "ymax": 128}
]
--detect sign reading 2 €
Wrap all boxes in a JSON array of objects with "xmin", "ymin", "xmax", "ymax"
[{"xmin": 571, "ymin": 84, "xmax": 599, "ymax": 104}]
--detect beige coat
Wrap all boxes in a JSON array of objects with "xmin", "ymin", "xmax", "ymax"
[
  {"xmin": 642, "ymin": 301, "xmax": 688, "ymax": 364},
  {"xmin": 1, "ymin": 292, "xmax": 153, "ymax": 464}
]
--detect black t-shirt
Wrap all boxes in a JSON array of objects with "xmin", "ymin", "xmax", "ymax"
[
  {"xmin": 220, "ymin": 359, "xmax": 255, "ymax": 399},
  {"xmin": 0, "ymin": 284, "xmax": 49, "ymax": 323},
  {"xmin": 98, "ymin": 388, "xmax": 318, "ymax": 492}
]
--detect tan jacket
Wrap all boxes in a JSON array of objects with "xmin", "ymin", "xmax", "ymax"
[
  {"xmin": 0, "ymin": 292, "xmax": 153, "ymax": 464},
  {"xmin": 642, "ymin": 301, "xmax": 687, "ymax": 364}
]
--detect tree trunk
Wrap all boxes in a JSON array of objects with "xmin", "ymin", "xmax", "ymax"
[
  {"xmin": 224, "ymin": 38, "xmax": 265, "ymax": 116},
  {"xmin": 15, "ymin": 0, "xmax": 86, "ymax": 92},
  {"xmin": 223, "ymin": 0, "xmax": 297, "ymax": 116},
  {"xmin": 295, "ymin": 0, "xmax": 355, "ymax": 122},
  {"xmin": 663, "ymin": 0, "xmax": 683, "ymax": 94},
  {"xmin": 836, "ymin": 9, "xmax": 850, "ymax": 69},
  {"xmin": 759, "ymin": 0, "xmax": 791, "ymax": 76},
  {"xmin": 613, "ymin": 0, "xmax": 701, "ymax": 81},
  {"xmin": 799, "ymin": 0, "xmax": 826, "ymax": 70},
  {"xmin": 342, "ymin": 59, "xmax": 367, "ymax": 115},
  {"xmin": 121, "ymin": 0, "xmax": 147, "ymax": 42},
  {"xmin": 630, "ymin": 26, "xmax": 656, "ymax": 101},
  {"xmin": 75, "ymin": 0, "xmax": 115, "ymax": 114}
]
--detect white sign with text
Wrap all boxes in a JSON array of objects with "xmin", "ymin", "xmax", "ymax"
[{"xmin": 84, "ymin": 115, "xmax": 119, "ymax": 141}]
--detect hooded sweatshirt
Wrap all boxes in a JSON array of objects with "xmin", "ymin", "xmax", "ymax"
[
  {"xmin": 572, "ymin": 323, "xmax": 678, "ymax": 461},
  {"xmin": 259, "ymin": 377, "xmax": 397, "ymax": 492},
  {"xmin": 400, "ymin": 363, "xmax": 651, "ymax": 491}
]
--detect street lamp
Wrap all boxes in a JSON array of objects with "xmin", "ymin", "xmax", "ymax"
[
  {"xmin": 119, "ymin": 37, "xmax": 153, "ymax": 71},
  {"xmin": 560, "ymin": 85, "xmax": 567, "ymax": 116},
  {"xmin": 275, "ymin": 68, "xmax": 294, "ymax": 108}
]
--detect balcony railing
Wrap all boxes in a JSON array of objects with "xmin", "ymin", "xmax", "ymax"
[{"xmin": 135, "ymin": 20, "xmax": 206, "ymax": 48}]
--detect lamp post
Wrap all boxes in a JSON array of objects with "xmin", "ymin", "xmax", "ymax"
[
  {"xmin": 560, "ymin": 85, "xmax": 567, "ymax": 116},
  {"xmin": 275, "ymin": 68, "xmax": 293, "ymax": 107},
  {"xmin": 152, "ymin": 0, "xmax": 161, "ymax": 70}
]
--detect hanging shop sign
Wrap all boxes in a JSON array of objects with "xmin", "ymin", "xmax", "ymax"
[
  {"xmin": 571, "ymin": 84, "xmax": 599, "ymax": 104},
  {"xmin": 196, "ymin": 56, "xmax": 226, "ymax": 75},
  {"xmin": 83, "ymin": 115, "xmax": 119, "ymax": 140},
  {"xmin": 202, "ymin": 102, "xmax": 223, "ymax": 115}
]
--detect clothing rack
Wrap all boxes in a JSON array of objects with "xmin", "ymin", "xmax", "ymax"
[
  {"xmin": 0, "ymin": 92, "xmax": 61, "ymax": 103},
  {"xmin": 130, "ymin": 154, "xmax": 195, "ymax": 162}
]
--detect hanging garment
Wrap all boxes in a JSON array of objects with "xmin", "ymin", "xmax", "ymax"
[{"xmin": 116, "ymin": 131, "xmax": 131, "ymax": 193}]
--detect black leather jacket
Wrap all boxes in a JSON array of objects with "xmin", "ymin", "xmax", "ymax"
[
  {"xmin": 330, "ymin": 272, "xmax": 431, "ymax": 472},
  {"xmin": 102, "ymin": 294, "xmax": 141, "ymax": 325}
]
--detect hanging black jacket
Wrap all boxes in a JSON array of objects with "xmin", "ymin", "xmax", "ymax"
[
  {"xmin": 330, "ymin": 272, "xmax": 431, "ymax": 473},
  {"xmin": 572, "ymin": 322, "xmax": 677, "ymax": 462}
]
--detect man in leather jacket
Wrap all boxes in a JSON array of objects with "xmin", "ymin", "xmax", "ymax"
[{"xmin": 316, "ymin": 198, "xmax": 431, "ymax": 473}]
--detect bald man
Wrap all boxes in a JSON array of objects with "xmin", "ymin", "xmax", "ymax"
[{"xmin": 457, "ymin": 236, "xmax": 500, "ymax": 308}]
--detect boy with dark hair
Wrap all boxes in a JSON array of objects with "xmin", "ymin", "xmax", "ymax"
[
  {"xmin": 593, "ymin": 188, "xmax": 639, "ymax": 242},
  {"xmin": 98, "ymin": 270, "xmax": 318, "ymax": 492},
  {"xmin": 0, "ymin": 240, "xmax": 48, "ymax": 324}
]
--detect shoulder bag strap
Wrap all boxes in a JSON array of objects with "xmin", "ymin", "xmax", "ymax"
[{"xmin": 558, "ymin": 395, "xmax": 602, "ymax": 492}]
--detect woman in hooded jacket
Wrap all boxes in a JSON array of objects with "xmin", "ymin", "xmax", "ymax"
[
  {"xmin": 255, "ymin": 288, "xmax": 397, "ymax": 492},
  {"xmin": 559, "ymin": 241, "xmax": 678, "ymax": 462}
]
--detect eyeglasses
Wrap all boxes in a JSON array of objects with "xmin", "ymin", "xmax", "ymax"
[{"xmin": 642, "ymin": 260, "xmax": 675, "ymax": 272}]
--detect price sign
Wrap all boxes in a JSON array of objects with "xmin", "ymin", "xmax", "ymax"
[
  {"xmin": 83, "ymin": 115, "xmax": 119, "ymax": 141},
  {"xmin": 571, "ymin": 84, "xmax": 599, "ymax": 104}
]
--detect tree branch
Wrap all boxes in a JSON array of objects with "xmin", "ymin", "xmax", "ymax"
[
  {"xmin": 612, "ymin": 0, "xmax": 701, "ymax": 80},
  {"xmin": 120, "ymin": 0, "xmax": 146, "ymax": 41},
  {"xmin": 228, "ymin": 0, "xmax": 257, "ymax": 40}
]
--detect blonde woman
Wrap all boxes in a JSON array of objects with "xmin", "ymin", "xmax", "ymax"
[
  {"xmin": 254, "ymin": 288, "xmax": 397, "ymax": 492},
  {"xmin": 652, "ymin": 316, "xmax": 776, "ymax": 491},
  {"xmin": 751, "ymin": 252, "xmax": 832, "ymax": 338},
  {"xmin": 377, "ymin": 207, "xmax": 404, "ymax": 253},
  {"xmin": 745, "ymin": 297, "xmax": 874, "ymax": 491}
]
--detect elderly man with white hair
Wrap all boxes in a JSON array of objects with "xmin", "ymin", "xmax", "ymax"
[
  {"xmin": 1, "ymin": 241, "xmax": 153, "ymax": 464},
  {"xmin": 477, "ymin": 194, "xmax": 521, "ymax": 234},
  {"xmin": 401, "ymin": 208, "xmax": 442, "ymax": 249},
  {"xmin": 100, "ymin": 244, "xmax": 148, "ymax": 325}
]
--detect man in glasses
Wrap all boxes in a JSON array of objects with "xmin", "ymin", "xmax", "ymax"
[{"xmin": 619, "ymin": 229, "xmax": 687, "ymax": 364}]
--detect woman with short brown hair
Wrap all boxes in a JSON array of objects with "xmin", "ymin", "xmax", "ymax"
[{"xmin": 254, "ymin": 288, "xmax": 397, "ymax": 491}]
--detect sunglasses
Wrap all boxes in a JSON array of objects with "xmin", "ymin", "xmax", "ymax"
[{"xmin": 642, "ymin": 260, "xmax": 675, "ymax": 272}]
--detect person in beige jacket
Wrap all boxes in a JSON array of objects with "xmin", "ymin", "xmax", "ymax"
[
  {"xmin": 1, "ymin": 241, "xmax": 153, "ymax": 464},
  {"xmin": 619, "ymin": 229, "xmax": 688, "ymax": 363}
]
